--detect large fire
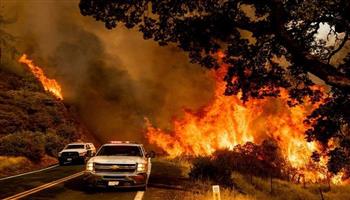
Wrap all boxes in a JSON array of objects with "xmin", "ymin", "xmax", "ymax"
[
  {"xmin": 146, "ymin": 61, "xmax": 344, "ymax": 184},
  {"xmin": 18, "ymin": 54, "xmax": 63, "ymax": 100}
]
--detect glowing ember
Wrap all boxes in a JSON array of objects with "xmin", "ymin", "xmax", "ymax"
[
  {"xmin": 145, "ymin": 64, "xmax": 343, "ymax": 184},
  {"xmin": 18, "ymin": 54, "xmax": 63, "ymax": 100}
]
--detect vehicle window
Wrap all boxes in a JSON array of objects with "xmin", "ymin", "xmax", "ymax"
[
  {"xmin": 86, "ymin": 145, "xmax": 91, "ymax": 150},
  {"xmin": 65, "ymin": 144, "xmax": 85, "ymax": 149},
  {"xmin": 97, "ymin": 146, "xmax": 142, "ymax": 157}
]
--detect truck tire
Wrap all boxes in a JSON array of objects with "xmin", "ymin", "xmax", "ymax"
[
  {"xmin": 59, "ymin": 160, "xmax": 65, "ymax": 166},
  {"xmin": 84, "ymin": 183, "xmax": 96, "ymax": 191},
  {"xmin": 138, "ymin": 185, "xmax": 147, "ymax": 191}
]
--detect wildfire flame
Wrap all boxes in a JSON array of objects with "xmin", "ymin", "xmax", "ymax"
[
  {"xmin": 146, "ymin": 62, "xmax": 344, "ymax": 184},
  {"xmin": 18, "ymin": 54, "xmax": 63, "ymax": 100}
]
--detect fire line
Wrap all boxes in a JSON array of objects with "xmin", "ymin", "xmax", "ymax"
[
  {"xmin": 18, "ymin": 54, "xmax": 63, "ymax": 100},
  {"xmin": 146, "ymin": 64, "xmax": 344, "ymax": 184}
]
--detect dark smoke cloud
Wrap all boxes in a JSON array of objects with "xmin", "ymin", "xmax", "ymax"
[{"xmin": 1, "ymin": 0, "xmax": 214, "ymax": 143}]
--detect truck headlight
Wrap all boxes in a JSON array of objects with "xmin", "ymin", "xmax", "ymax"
[
  {"xmin": 137, "ymin": 163, "xmax": 147, "ymax": 172},
  {"xmin": 86, "ymin": 162, "xmax": 94, "ymax": 171}
]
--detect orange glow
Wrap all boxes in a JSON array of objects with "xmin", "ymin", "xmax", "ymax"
[
  {"xmin": 18, "ymin": 54, "xmax": 63, "ymax": 100},
  {"xmin": 146, "ymin": 62, "xmax": 344, "ymax": 184}
]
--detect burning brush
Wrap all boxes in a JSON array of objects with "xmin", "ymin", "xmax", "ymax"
[
  {"xmin": 18, "ymin": 54, "xmax": 63, "ymax": 100},
  {"xmin": 145, "ymin": 65, "xmax": 345, "ymax": 184}
]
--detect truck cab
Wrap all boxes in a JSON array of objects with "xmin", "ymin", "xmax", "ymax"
[{"xmin": 84, "ymin": 141, "xmax": 154, "ymax": 190}]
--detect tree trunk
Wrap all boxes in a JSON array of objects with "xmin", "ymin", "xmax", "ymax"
[
  {"xmin": 324, "ymin": 172, "xmax": 331, "ymax": 191},
  {"xmin": 270, "ymin": 175, "xmax": 273, "ymax": 194},
  {"xmin": 319, "ymin": 188, "xmax": 325, "ymax": 200}
]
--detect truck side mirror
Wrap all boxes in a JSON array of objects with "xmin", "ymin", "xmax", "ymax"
[
  {"xmin": 88, "ymin": 151, "xmax": 95, "ymax": 157},
  {"xmin": 146, "ymin": 151, "xmax": 156, "ymax": 158}
]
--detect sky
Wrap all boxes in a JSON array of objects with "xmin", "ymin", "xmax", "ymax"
[{"xmin": 1, "ymin": 0, "xmax": 215, "ymax": 143}]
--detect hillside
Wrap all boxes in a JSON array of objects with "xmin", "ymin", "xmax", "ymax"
[{"xmin": 0, "ymin": 65, "xmax": 94, "ymax": 176}]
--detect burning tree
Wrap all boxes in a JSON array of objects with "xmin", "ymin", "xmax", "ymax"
[{"xmin": 79, "ymin": 0, "xmax": 350, "ymax": 182}]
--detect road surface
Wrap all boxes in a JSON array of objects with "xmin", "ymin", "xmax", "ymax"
[{"xmin": 0, "ymin": 164, "xmax": 189, "ymax": 200}]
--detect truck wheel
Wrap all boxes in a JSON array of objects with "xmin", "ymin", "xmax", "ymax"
[
  {"xmin": 84, "ymin": 183, "xmax": 96, "ymax": 192},
  {"xmin": 139, "ymin": 185, "xmax": 147, "ymax": 191}
]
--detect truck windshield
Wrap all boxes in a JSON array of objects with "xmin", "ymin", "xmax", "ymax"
[
  {"xmin": 66, "ymin": 144, "xmax": 84, "ymax": 149},
  {"xmin": 97, "ymin": 146, "xmax": 142, "ymax": 157}
]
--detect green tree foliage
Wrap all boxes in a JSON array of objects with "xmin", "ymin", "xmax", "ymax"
[{"xmin": 79, "ymin": 0, "xmax": 350, "ymax": 174}]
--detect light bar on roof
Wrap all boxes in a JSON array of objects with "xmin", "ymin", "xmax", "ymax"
[{"xmin": 109, "ymin": 141, "xmax": 135, "ymax": 144}]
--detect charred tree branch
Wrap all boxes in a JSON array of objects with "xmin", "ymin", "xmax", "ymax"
[{"xmin": 271, "ymin": 0, "xmax": 350, "ymax": 89}]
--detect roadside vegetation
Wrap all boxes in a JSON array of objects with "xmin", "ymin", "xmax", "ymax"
[
  {"xmin": 186, "ymin": 145, "xmax": 350, "ymax": 200},
  {"xmin": 189, "ymin": 140, "xmax": 287, "ymax": 187},
  {"xmin": 152, "ymin": 151, "xmax": 349, "ymax": 200},
  {"xmin": 181, "ymin": 174, "xmax": 350, "ymax": 200},
  {"xmin": 0, "ymin": 156, "xmax": 57, "ymax": 178},
  {"xmin": 0, "ymin": 156, "xmax": 29, "ymax": 177}
]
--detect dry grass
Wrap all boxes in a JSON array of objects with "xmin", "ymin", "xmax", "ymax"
[
  {"xmin": 0, "ymin": 155, "xmax": 57, "ymax": 178},
  {"xmin": 180, "ymin": 175, "xmax": 350, "ymax": 200},
  {"xmin": 0, "ymin": 156, "xmax": 28, "ymax": 170},
  {"xmin": 0, "ymin": 156, "xmax": 30, "ymax": 177},
  {"xmin": 183, "ymin": 187, "xmax": 255, "ymax": 200},
  {"xmin": 152, "ymin": 157, "xmax": 192, "ymax": 178},
  {"xmin": 156, "ymin": 157, "xmax": 350, "ymax": 200},
  {"xmin": 197, "ymin": 172, "xmax": 350, "ymax": 200}
]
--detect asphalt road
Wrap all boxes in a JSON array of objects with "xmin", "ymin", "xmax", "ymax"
[{"xmin": 0, "ymin": 163, "xmax": 189, "ymax": 200}]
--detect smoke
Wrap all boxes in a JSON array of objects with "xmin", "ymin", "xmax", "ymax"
[{"xmin": 1, "ymin": 0, "xmax": 214, "ymax": 143}]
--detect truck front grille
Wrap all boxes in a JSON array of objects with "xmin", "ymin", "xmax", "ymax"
[
  {"xmin": 61, "ymin": 152, "xmax": 79, "ymax": 158},
  {"xmin": 94, "ymin": 163, "xmax": 136, "ymax": 173}
]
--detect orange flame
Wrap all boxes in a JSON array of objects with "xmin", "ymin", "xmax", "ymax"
[
  {"xmin": 146, "ymin": 64, "xmax": 344, "ymax": 184},
  {"xmin": 18, "ymin": 54, "xmax": 63, "ymax": 100}
]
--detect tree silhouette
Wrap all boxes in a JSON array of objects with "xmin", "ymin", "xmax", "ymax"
[{"xmin": 79, "ymin": 0, "xmax": 350, "ymax": 175}]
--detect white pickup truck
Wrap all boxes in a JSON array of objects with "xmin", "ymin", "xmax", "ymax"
[
  {"xmin": 84, "ymin": 141, "xmax": 154, "ymax": 190},
  {"xmin": 58, "ymin": 143, "xmax": 96, "ymax": 165}
]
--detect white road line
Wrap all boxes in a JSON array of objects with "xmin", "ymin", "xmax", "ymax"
[
  {"xmin": 3, "ymin": 171, "xmax": 83, "ymax": 200},
  {"xmin": 134, "ymin": 191, "xmax": 145, "ymax": 200},
  {"xmin": 0, "ymin": 164, "xmax": 59, "ymax": 181}
]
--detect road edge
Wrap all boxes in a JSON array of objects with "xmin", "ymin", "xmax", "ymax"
[
  {"xmin": 0, "ymin": 163, "xmax": 59, "ymax": 181},
  {"xmin": 2, "ymin": 171, "xmax": 83, "ymax": 200}
]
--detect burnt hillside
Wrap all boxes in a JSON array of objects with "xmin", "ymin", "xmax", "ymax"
[{"xmin": 0, "ymin": 67, "xmax": 93, "ymax": 161}]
